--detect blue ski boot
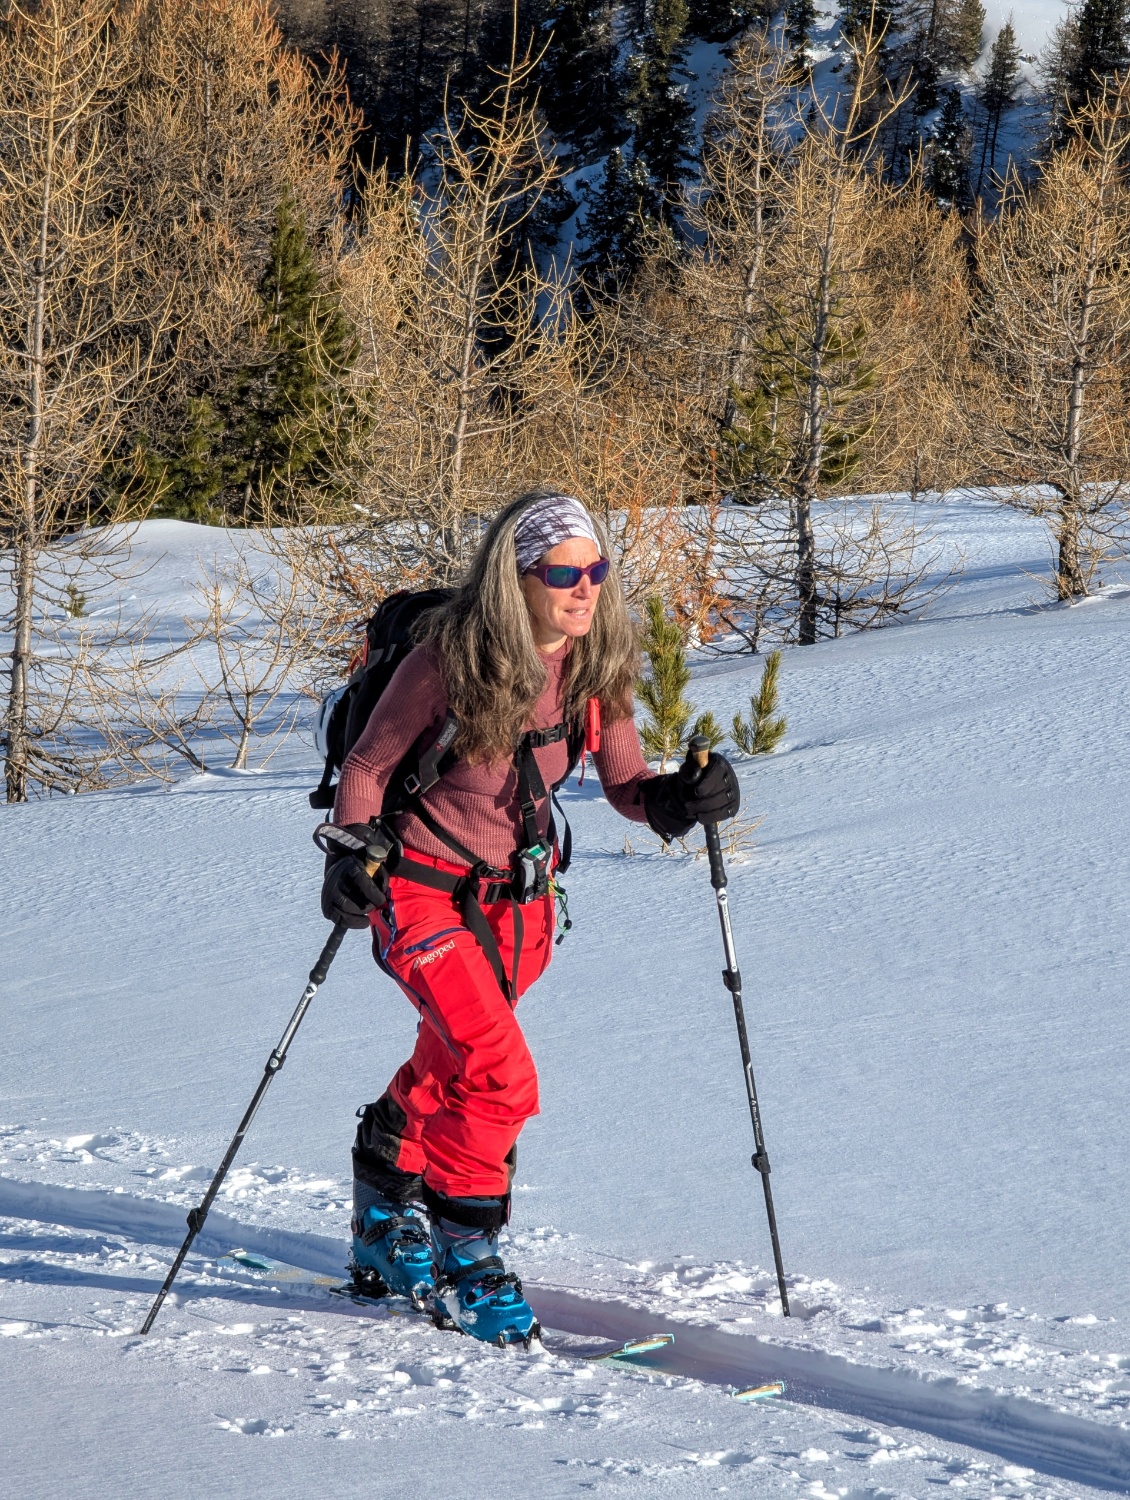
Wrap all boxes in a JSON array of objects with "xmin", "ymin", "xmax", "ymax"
[
  {"xmin": 349, "ymin": 1181, "xmax": 435, "ymax": 1309},
  {"xmin": 431, "ymin": 1212, "xmax": 540, "ymax": 1348}
]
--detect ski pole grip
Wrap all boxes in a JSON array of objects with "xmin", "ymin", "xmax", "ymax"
[{"xmin": 686, "ymin": 735, "xmax": 727, "ymax": 886}]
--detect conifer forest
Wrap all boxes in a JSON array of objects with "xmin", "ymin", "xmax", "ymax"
[{"xmin": 4, "ymin": 0, "xmax": 1130, "ymax": 801}]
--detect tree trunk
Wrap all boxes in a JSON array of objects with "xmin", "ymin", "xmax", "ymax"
[
  {"xmin": 5, "ymin": 98, "xmax": 54, "ymax": 803},
  {"xmin": 795, "ymin": 491, "xmax": 818, "ymax": 644},
  {"xmin": 232, "ymin": 716, "xmax": 250, "ymax": 770},
  {"xmin": 1056, "ymin": 502, "xmax": 1086, "ymax": 599},
  {"xmin": 6, "ymin": 536, "xmax": 35, "ymax": 803},
  {"xmin": 721, "ymin": 99, "xmax": 771, "ymax": 433},
  {"xmin": 1056, "ymin": 217, "xmax": 1100, "ymax": 601},
  {"xmin": 795, "ymin": 230, "xmax": 835, "ymax": 646}
]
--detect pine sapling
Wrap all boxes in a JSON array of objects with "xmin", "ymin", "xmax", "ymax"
[
  {"xmin": 732, "ymin": 649, "xmax": 787, "ymax": 756},
  {"xmin": 638, "ymin": 596, "xmax": 695, "ymax": 770},
  {"xmin": 691, "ymin": 709, "xmax": 725, "ymax": 751}
]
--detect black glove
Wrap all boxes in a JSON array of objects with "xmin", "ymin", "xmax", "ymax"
[
  {"xmin": 320, "ymin": 823, "xmax": 389, "ymax": 928},
  {"xmin": 641, "ymin": 752, "xmax": 740, "ymax": 842}
]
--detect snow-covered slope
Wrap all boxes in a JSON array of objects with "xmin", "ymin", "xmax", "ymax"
[{"xmin": 4, "ymin": 498, "xmax": 1130, "ymax": 1498}]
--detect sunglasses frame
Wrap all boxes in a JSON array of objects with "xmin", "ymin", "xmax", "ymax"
[{"xmin": 524, "ymin": 557, "xmax": 611, "ymax": 590}]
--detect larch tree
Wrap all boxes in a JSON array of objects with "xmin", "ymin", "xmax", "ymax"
[
  {"xmin": 683, "ymin": 27, "xmax": 797, "ymax": 436},
  {"xmin": 971, "ymin": 77, "xmax": 1130, "ymax": 599},
  {"xmin": 724, "ymin": 24, "xmax": 909, "ymax": 643},
  {"xmin": 329, "ymin": 42, "xmax": 598, "ymax": 588},
  {"xmin": 119, "ymin": 0, "xmax": 357, "ymax": 523},
  {"xmin": 0, "ymin": 1, "xmax": 167, "ymax": 802}
]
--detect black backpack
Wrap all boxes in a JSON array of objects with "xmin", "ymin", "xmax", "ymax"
[{"xmin": 309, "ymin": 588, "xmax": 452, "ymax": 811}]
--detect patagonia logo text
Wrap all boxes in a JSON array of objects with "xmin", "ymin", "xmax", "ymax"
[{"xmin": 412, "ymin": 937, "xmax": 456, "ymax": 970}]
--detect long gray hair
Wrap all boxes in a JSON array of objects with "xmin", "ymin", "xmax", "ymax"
[{"xmin": 422, "ymin": 489, "xmax": 639, "ymax": 764}]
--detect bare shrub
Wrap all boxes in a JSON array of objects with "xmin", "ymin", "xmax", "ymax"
[{"xmin": 189, "ymin": 545, "xmax": 329, "ymax": 769}]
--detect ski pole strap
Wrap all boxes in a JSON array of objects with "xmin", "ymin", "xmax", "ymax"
[{"xmin": 310, "ymin": 757, "xmax": 336, "ymax": 811}]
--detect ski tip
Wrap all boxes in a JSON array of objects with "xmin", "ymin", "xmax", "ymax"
[
  {"xmin": 733, "ymin": 1380, "xmax": 786, "ymax": 1402},
  {"xmin": 225, "ymin": 1250, "xmax": 274, "ymax": 1272},
  {"xmin": 604, "ymin": 1333, "xmax": 675, "ymax": 1360}
]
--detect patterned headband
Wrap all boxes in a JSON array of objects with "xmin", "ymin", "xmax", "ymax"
[{"xmin": 514, "ymin": 494, "xmax": 600, "ymax": 573}]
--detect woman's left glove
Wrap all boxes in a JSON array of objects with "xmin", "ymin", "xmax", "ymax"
[{"xmin": 641, "ymin": 752, "xmax": 740, "ymax": 842}]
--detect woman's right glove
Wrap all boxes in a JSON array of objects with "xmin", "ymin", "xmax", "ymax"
[
  {"xmin": 320, "ymin": 823, "xmax": 389, "ymax": 928},
  {"xmin": 641, "ymin": 752, "xmax": 740, "ymax": 843}
]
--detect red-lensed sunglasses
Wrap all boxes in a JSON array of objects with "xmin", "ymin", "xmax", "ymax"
[{"xmin": 524, "ymin": 557, "xmax": 611, "ymax": 589}]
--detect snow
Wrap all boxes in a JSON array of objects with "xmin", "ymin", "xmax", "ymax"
[{"xmin": 4, "ymin": 497, "xmax": 1130, "ymax": 1497}]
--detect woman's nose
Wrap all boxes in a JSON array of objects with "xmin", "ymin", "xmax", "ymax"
[{"xmin": 572, "ymin": 575, "xmax": 593, "ymax": 599}]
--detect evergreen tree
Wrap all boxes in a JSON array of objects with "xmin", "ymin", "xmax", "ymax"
[
  {"xmin": 628, "ymin": 0, "xmax": 696, "ymax": 219},
  {"xmin": 691, "ymin": 709, "xmax": 726, "ymax": 750},
  {"xmin": 638, "ymin": 596, "xmax": 696, "ymax": 770},
  {"xmin": 1046, "ymin": 0, "xmax": 1130, "ymax": 138},
  {"xmin": 227, "ymin": 189, "xmax": 353, "ymax": 519},
  {"xmin": 731, "ymin": 650, "xmax": 787, "ymax": 755},
  {"xmin": 950, "ymin": 0, "xmax": 986, "ymax": 67},
  {"xmin": 148, "ymin": 399, "xmax": 228, "ymax": 524},
  {"xmin": 135, "ymin": 191, "xmax": 353, "ymax": 524},
  {"xmin": 578, "ymin": 147, "xmax": 650, "ymax": 291},
  {"xmin": 785, "ymin": 0, "xmax": 818, "ymax": 67},
  {"xmin": 540, "ymin": 0, "xmax": 620, "ymax": 149},
  {"xmin": 841, "ymin": 0, "xmax": 896, "ymax": 48},
  {"xmin": 687, "ymin": 0, "xmax": 773, "ymax": 42},
  {"xmin": 975, "ymin": 18, "xmax": 1022, "ymax": 193},
  {"xmin": 1071, "ymin": 0, "xmax": 1130, "ymax": 102},
  {"xmin": 927, "ymin": 85, "xmax": 972, "ymax": 209}
]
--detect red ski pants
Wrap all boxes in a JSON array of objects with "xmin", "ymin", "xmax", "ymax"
[{"xmin": 369, "ymin": 852, "xmax": 555, "ymax": 1201}]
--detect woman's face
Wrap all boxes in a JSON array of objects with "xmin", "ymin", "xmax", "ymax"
[{"xmin": 521, "ymin": 536, "xmax": 602, "ymax": 652}]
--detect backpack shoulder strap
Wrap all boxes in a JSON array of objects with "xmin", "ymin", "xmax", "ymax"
[{"xmin": 382, "ymin": 710, "xmax": 460, "ymax": 818}]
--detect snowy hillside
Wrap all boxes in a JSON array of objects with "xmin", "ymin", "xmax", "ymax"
[{"xmin": 4, "ymin": 499, "xmax": 1130, "ymax": 1497}]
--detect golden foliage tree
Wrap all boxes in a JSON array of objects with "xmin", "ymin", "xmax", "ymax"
[
  {"xmin": 970, "ymin": 76, "xmax": 1130, "ymax": 598},
  {"xmin": 0, "ymin": 1, "xmax": 166, "ymax": 801}
]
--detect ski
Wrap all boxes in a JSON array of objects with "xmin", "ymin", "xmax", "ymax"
[
  {"xmin": 220, "ymin": 1254, "xmax": 674, "ymax": 1364},
  {"xmin": 539, "ymin": 1332, "xmax": 674, "ymax": 1363},
  {"xmin": 331, "ymin": 1278, "xmax": 674, "ymax": 1363}
]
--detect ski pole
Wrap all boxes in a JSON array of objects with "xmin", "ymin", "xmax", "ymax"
[
  {"xmin": 139, "ymin": 825, "xmax": 391, "ymax": 1336},
  {"xmin": 688, "ymin": 734, "xmax": 790, "ymax": 1317}
]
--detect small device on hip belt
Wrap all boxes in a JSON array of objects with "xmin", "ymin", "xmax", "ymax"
[{"xmin": 512, "ymin": 841, "xmax": 551, "ymax": 903}]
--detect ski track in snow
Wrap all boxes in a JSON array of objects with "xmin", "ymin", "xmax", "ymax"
[
  {"xmin": 5, "ymin": 498, "xmax": 1130, "ymax": 1496},
  {"xmin": 1, "ymin": 1134, "xmax": 1129, "ymax": 1496}
]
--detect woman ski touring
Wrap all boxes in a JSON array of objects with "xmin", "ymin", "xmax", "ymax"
[{"xmin": 321, "ymin": 490, "xmax": 740, "ymax": 1347}]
